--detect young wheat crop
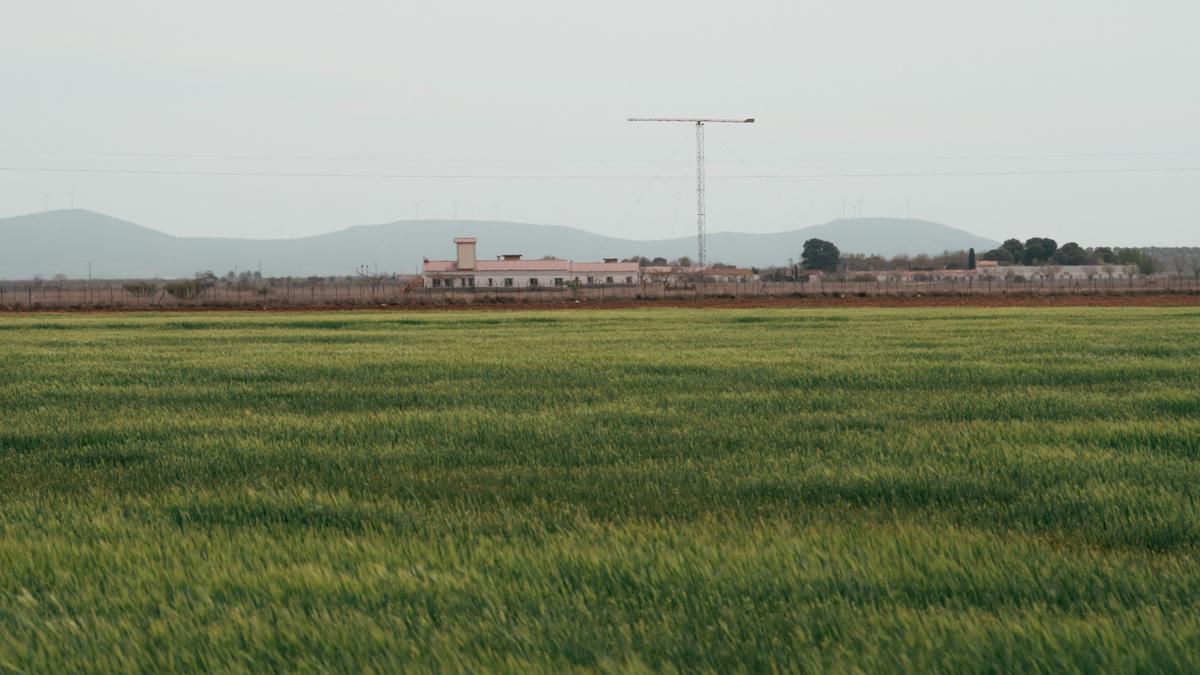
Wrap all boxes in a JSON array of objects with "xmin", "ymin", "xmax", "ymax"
[{"xmin": 1, "ymin": 307, "xmax": 1199, "ymax": 672}]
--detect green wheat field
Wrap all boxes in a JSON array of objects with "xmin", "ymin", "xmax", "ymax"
[{"xmin": 2, "ymin": 307, "xmax": 1200, "ymax": 672}]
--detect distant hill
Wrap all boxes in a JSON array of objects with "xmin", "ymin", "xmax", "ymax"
[{"xmin": 0, "ymin": 210, "xmax": 998, "ymax": 279}]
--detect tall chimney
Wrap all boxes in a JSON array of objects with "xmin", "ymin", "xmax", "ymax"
[{"xmin": 454, "ymin": 237, "xmax": 477, "ymax": 270}]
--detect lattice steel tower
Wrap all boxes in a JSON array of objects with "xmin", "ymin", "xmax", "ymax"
[{"xmin": 627, "ymin": 117, "xmax": 755, "ymax": 268}]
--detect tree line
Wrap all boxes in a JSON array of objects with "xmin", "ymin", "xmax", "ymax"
[
  {"xmin": 789, "ymin": 237, "xmax": 1169, "ymax": 275},
  {"xmin": 979, "ymin": 238, "xmax": 1156, "ymax": 273}
]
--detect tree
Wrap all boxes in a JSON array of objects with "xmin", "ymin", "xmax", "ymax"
[
  {"xmin": 1090, "ymin": 246, "xmax": 1117, "ymax": 264},
  {"xmin": 356, "ymin": 265, "xmax": 388, "ymax": 293},
  {"xmin": 980, "ymin": 247, "xmax": 1015, "ymax": 264},
  {"xmin": 1022, "ymin": 237, "xmax": 1058, "ymax": 265},
  {"xmin": 1051, "ymin": 242, "xmax": 1088, "ymax": 265},
  {"xmin": 123, "ymin": 281, "xmax": 158, "ymax": 298},
  {"xmin": 1169, "ymin": 254, "xmax": 1189, "ymax": 279},
  {"xmin": 164, "ymin": 280, "xmax": 206, "ymax": 301},
  {"xmin": 801, "ymin": 238, "xmax": 841, "ymax": 272},
  {"xmin": 1000, "ymin": 238, "xmax": 1025, "ymax": 263},
  {"xmin": 967, "ymin": 248, "xmax": 976, "ymax": 270},
  {"xmin": 1115, "ymin": 248, "xmax": 1157, "ymax": 275}
]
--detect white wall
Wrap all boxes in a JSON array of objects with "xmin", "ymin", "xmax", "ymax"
[
  {"xmin": 425, "ymin": 270, "xmax": 641, "ymax": 288},
  {"xmin": 474, "ymin": 271, "xmax": 638, "ymax": 288}
]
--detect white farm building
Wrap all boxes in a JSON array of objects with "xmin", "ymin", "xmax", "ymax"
[{"xmin": 422, "ymin": 237, "xmax": 641, "ymax": 289}]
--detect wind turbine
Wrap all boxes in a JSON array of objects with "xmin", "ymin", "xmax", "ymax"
[{"xmin": 41, "ymin": 192, "xmax": 52, "ymax": 212}]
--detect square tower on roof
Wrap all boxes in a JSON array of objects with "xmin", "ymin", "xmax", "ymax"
[{"xmin": 454, "ymin": 237, "xmax": 477, "ymax": 270}]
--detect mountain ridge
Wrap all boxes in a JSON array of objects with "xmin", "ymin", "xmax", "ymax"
[{"xmin": 0, "ymin": 209, "xmax": 999, "ymax": 279}]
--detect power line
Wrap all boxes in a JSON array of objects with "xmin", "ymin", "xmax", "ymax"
[
  {"xmin": 2, "ymin": 148, "xmax": 1200, "ymax": 163},
  {"xmin": 617, "ymin": 134, "xmax": 694, "ymax": 226},
  {"xmin": 1, "ymin": 166, "xmax": 1199, "ymax": 180}
]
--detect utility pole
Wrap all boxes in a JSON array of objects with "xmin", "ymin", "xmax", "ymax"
[{"xmin": 627, "ymin": 117, "xmax": 754, "ymax": 268}]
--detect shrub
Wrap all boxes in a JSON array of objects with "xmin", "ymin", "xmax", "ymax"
[
  {"xmin": 164, "ymin": 280, "xmax": 206, "ymax": 301},
  {"xmin": 122, "ymin": 281, "xmax": 158, "ymax": 298}
]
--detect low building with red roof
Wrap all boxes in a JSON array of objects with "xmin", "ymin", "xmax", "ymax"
[{"xmin": 422, "ymin": 237, "xmax": 640, "ymax": 289}]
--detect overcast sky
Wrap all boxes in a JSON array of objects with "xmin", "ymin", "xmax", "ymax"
[{"xmin": 2, "ymin": 0, "xmax": 1197, "ymax": 246}]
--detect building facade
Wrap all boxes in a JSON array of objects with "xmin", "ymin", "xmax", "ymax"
[{"xmin": 422, "ymin": 237, "xmax": 641, "ymax": 288}]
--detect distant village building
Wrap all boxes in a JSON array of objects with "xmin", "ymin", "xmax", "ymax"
[
  {"xmin": 422, "ymin": 237, "xmax": 641, "ymax": 288},
  {"xmin": 643, "ymin": 265, "xmax": 758, "ymax": 284},
  {"xmin": 857, "ymin": 263, "xmax": 1128, "ymax": 283},
  {"xmin": 973, "ymin": 264, "xmax": 1123, "ymax": 281},
  {"xmin": 641, "ymin": 265, "xmax": 687, "ymax": 284},
  {"xmin": 704, "ymin": 267, "xmax": 758, "ymax": 282}
]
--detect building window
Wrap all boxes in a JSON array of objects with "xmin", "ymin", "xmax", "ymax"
[
  {"xmin": 504, "ymin": 278, "xmax": 513, "ymax": 287},
  {"xmin": 529, "ymin": 278, "xmax": 539, "ymax": 287},
  {"xmin": 554, "ymin": 278, "xmax": 563, "ymax": 286},
  {"xmin": 625, "ymin": 276, "xmax": 633, "ymax": 284},
  {"xmin": 606, "ymin": 276, "xmax": 614, "ymax": 284},
  {"xmin": 586, "ymin": 276, "xmax": 594, "ymax": 284},
  {"xmin": 487, "ymin": 278, "xmax": 494, "ymax": 287},
  {"xmin": 432, "ymin": 278, "xmax": 442, "ymax": 288}
]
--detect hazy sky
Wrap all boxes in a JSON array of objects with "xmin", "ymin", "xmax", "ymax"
[{"xmin": 2, "ymin": 0, "xmax": 1198, "ymax": 245}]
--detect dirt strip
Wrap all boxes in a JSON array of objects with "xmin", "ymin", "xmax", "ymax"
[{"xmin": 3, "ymin": 292, "xmax": 1200, "ymax": 315}]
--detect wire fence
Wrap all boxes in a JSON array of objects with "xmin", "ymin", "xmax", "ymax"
[{"xmin": 2, "ymin": 275, "xmax": 1198, "ymax": 310}]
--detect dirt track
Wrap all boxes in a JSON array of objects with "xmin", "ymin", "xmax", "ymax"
[{"xmin": 4, "ymin": 292, "xmax": 1200, "ymax": 315}]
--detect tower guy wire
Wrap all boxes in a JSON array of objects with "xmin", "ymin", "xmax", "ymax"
[{"xmin": 627, "ymin": 117, "xmax": 755, "ymax": 268}]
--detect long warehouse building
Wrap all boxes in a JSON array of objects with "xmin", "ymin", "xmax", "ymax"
[{"xmin": 422, "ymin": 237, "xmax": 641, "ymax": 288}]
